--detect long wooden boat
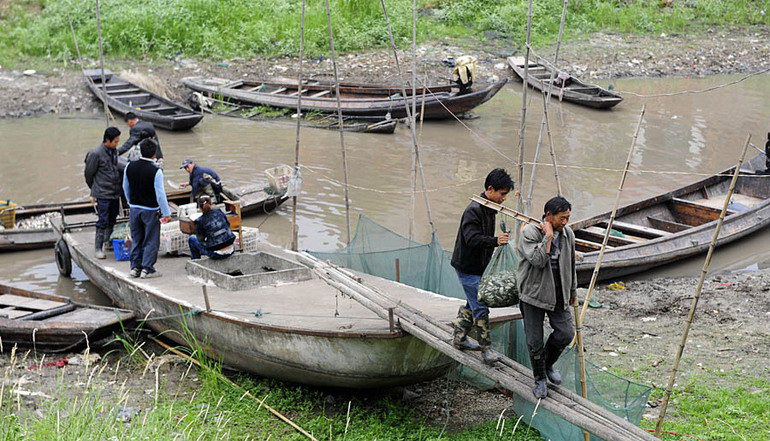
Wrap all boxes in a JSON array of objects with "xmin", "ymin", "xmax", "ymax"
[
  {"xmin": 0, "ymin": 180, "xmax": 287, "ymax": 252},
  {"xmin": 0, "ymin": 283, "xmax": 134, "ymax": 352},
  {"xmin": 507, "ymin": 57, "xmax": 623, "ymax": 109},
  {"xmin": 571, "ymin": 153, "xmax": 770, "ymax": 284},
  {"xmin": 182, "ymin": 76, "xmax": 507, "ymax": 120},
  {"xmin": 84, "ymin": 69, "xmax": 203, "ymax": 131},
  {"xmin": 52, "ymin": 217, "xmax": 520, "ymax": 388}
]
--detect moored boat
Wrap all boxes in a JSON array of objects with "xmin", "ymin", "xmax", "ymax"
[{"xmin": 507, "ymin": 56, "xmax": 623, "ymax": 109}]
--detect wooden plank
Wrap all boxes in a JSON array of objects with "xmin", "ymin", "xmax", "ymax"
[
  {"xmin": 43, "ymin": 308, "xmax": 115, "ymax": 324},
  {"xmin": 670, "ymin": 198, "xmax": 734, "ymax": 226},
  {"xmin": 113, "ymin": 93, "xmax": 150, "ymax": 100},
  {"xmin": 577, "ymin": 227, "xmax": 641, "ymax": 247},
  {"xmin": 269, "ymin": 87, "xmax": 288, "ymax": 95},
  {"xmin": 287, "ymin": 89, "xmax": 308, "ymax": 97},
  {"xmin": 647, "ymin": 216, "xmax": 690, "ymax": 233},
  {"xmin": 575, "ymin": 238, "xmax": 613, "ymax": 251},
  {"xmin": 0, "ymin": 294, "xmax": 64, "ymax": 310},
  {"xmin": 598, "ymin": 220, "xmax": 670, "ymax": 238},
  {"xmin": 309, "ymin": 90, "xmax": 331, "ymax": 98},
  {"xmin": 0, "ymin": 307, "xmax": 32, "ymax": 319}
]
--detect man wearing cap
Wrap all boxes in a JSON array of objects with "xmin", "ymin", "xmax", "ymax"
[
  {"xmin": 179, "ymin": 159, "xmax": 232, "ymax": 203},
  {"xmin": 118, "ymin": 112, "xmax": 164, "ymax": 164}
]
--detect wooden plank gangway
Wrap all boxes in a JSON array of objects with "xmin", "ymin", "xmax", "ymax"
[{"xmin": 297, "ymin": 253, "xmax": 658, "ymax": 441}]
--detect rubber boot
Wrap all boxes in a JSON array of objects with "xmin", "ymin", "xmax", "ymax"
[
  {"xmin": 94, "ymin": 228, "xmax": 106, "ymax": 259},
  {"xmin": 530, "ymin": 350, "xmax": 548, "ymax": 399},
  {"xmin": 474, "ymin": 315, "xmax": 501, "ymax": 365},
  {"xmin": 103, "ymin": 225, "xmax": 114, "ymax": 251},
  {"xmin": 452, "ymin": 307, "xmax": 482, "ymax": 351},
  {"xmin": 544, "ymin": 338, "xmax": 564, "ymax": 385}
]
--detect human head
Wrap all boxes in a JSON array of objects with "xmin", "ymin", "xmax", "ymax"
[
  {"xmin": 544, "ymin": 196, "xmax": 572, "ymax": 232},
  {"xmin": 483, "ymin": 168, "xmax": 513, "ymax": 204},
  {"xmin": 124, "ymin": 112, "xmax": 139, "ymax": 128},
  {"xmin": 197, "ymin": 195, "xmax": 212, "ymax": 213},
  {"xmin": 139, "ymin": 138, "xmax": 157, "ymax": 159},
  {"xmin": 103, "ymin": 126, "xmax": 121, "ymax": 149},
  {"xmin": 180, "ymin": 159, "xmax": 195, "ymax": 174}
]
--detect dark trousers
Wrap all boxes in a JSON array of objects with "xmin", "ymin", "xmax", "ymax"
[
  {"xmin": 520, "ymin": 300, "xmax": 575, "ymax": 359},
  {"xmin": 188, "ymin": 236, "xmax": 229, "ymax": 260},
  {"xmin": 456, "ymin": 270, "xmax": 489, "ymax": 319},
  {"xmin": 95, "ymin": 198, "xmax": 120, "ymax": 230},
  {"xmin": 129, "ymin": 208, "xmax": 160, "ymax": 273}
]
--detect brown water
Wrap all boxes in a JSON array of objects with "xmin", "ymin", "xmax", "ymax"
[{"xmin": 2, "ymin": 73, "xmax": 769, "ymax": 301}]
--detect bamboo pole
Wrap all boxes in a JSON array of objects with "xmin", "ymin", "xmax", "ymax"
[
  {"xmin": 515, "ymin": 0, "xmax": 535, "ymax": 217},
  {"xmin": 654, "ymin": 134, "xmax": 752, "ymax": 437},
  {"xmin": 323, "ymin": 0, "xmax": 351, "ymax": 244},
  {"xmin": 94, "ymin": 0, "xmax": 111, "ymax": 126},
  {"xmin": 291, "ymin": 0, "xmax": 307, "ymax": 252},
  {"xmin": 545, "ymin": 106, "xmax": 562, "ymax": 196}
]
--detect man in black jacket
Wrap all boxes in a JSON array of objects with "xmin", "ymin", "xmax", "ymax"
[
  {"xmin": 84, "ymin": 126, "xmax": 122, "ymax": 259},
  {"xmin": 450, "ymin": 168, "xmax": 512, "ymax": 365},
  {"xmin": 188, "ymin": 196, "xmax": 236, "ymax": 260},
  {"xmin": 118, "ymin": 112, "xmax": 164, "ymax": 164}
]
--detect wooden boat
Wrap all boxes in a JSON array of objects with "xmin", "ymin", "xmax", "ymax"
[
  {"xmin": 0, "ymin": 179, "xmax": 287, "ymax": 252},
  {"xmin": 84, "ymin": 69, "xmax": 203, "ymax": 131},
  {"xmin": 52, "ymin": 217, "xmax": 521, "ymax": 388},
  {"xmin": 182, "ymin": 76, "xmax": 507, "ymax": 120},
  {"xmin": 507, "ymin": 57, "xmax": 623, "ymax": 109},
  {"xmin": 0, "ymin": 283, "xmax": 134, "ymax": 352},
  {"xmin": 571, "ymin": 153, "xmax": 770, "ymax": 284}
]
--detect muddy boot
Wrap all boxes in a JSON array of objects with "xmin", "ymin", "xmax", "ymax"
[
  {"xmin": 94, "ymin": 228, "xmax": 106, "ymax": 259},
  {"xmin": 474, "ymin": 315, "xmax": 501, "ymax": 365},
  {"xmin": 531, "ymin": 350, "xmax": 548, "ymax": 399},
  {"xmin": 544, "ymin": 338, "xmax": 564, "ymax": 385},
  {"xmin": 453, "ymin": 307, "xmax": 482, "ymax": 351},
  {"xmin": 103, "ymin": 225, "xmax": 114, "ymax": 251}
]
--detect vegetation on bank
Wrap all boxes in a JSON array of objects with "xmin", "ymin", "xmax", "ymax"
[{"xmin": 0, "ymin": 0, "xmax": 768, "ymax": 66}]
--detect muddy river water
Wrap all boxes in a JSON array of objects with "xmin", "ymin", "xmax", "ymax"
[{"xmin": 1, "ymin": 73, "xmax": 769, "ymax": 303}]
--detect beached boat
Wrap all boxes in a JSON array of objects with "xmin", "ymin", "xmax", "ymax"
[
  {"xmin": 52, "ymin": 217, "xmax": 520, "ymax": 388},
  {"xmin": 182, "ymin": 76, "xmax": 507, "ymax": 120},
  {"xmin": 84, "ymin": 69, "xmax": 203, "ymax": 131},
  {"xmin": 0, "ymin": 283, "xmax": 134, "ymax": 352},
  {"xmin": 571, "ymin": 153, "xmax": 770, "ymax": 283},
  {"xmin": 507, "ymin": 57, "xmax": 623, "ymax": 109}
]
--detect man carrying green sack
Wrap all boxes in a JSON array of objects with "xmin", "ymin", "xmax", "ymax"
[
  {"xmin": 450, "ymin": 168, "xmax": 513, "ymax": 365},
  {"xmin": 516, "ymin": 196, "xmax": 577, "ymax": 399}
]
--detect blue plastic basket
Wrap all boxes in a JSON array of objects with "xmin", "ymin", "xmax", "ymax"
[{"xmin": 112, "ymin": 239, "xmax": 131, "ymax": 261}]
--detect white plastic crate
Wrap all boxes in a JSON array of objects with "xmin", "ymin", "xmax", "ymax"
[{"xmin": 160, "ymin": 222, "xmax": 261, "ymax": 255}]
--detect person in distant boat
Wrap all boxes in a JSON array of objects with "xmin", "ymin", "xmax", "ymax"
[
  {"xmin": 516, "ymin": 196, "xmax": 577, "ymax": 399},
  {"xmin": 450, "ymin": 168, "xmax": 512, "ymax": 365},
  {"xmin": 84, "ymin": 126, "xmax": 122, "ymax": 260},
  {"xmin": 118, "ymin": 112, "xmax": 164, "ymax": 164},
  {"xmin": 765, "ymin": 132, "xmax": 770, "ymax": 173},
  {"xmin": 122, "ymin": 139, "xmax": 172, "ymax": 279},
  {"xmin": 187, "ymin": 195, "xmax": 236, "ymax": 260},
  {"xmin": 179, "ymin": 159, "xmax": 235, "ymax": 203}
]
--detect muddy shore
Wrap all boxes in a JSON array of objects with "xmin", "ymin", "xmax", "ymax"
[
  {"xmin": 2, "ymin": 268, "xmax": 767, "ymax": 432},
  {"xmin": 1, "ymin": 26, "xmax": 768, "ymax": 119}
]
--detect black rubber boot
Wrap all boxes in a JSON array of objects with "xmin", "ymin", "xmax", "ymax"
[
  {"xmin": 474, "ymin": 315, "xmax": 501, "ymax": 365},
  {"xmin": 544, "ymin": 338, "xmax": 565, "ymax": 385},
  {"xmin": 94, "ymin": 228, "xmax": 106, "ymax": 259},
  {"xmin": 452, "ymin": 307, "xmax": 482, "ymax": 351},
  {"xmin": 103, "ymin": 225, "xmax": 114, "ymax": 251},
  {"xmin": 530, "ymin": 350, "xmax": 548, "ymax": 399}
]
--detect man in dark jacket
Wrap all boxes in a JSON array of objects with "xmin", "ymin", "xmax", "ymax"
[
  {"xmin": 118, "ymin": 112, "xmax": 164, "ymax": 163},
  {"xmin": 179, "ymin": 159, "xmax": 233, "ymax": 203},
  {"xmin": 450, "ymin": 168, "xmax": 512, "ymax": 365},
  {"xmin": 84, "ymin": 126, "xmax": 122, "ymax": 259},
  {"xmin": 516, "ymin": 196, "xmax": 577, "ymax": 399},
  {"xmin": 188, "ymin": 196, "xmax": 236, "ymax": 260}
]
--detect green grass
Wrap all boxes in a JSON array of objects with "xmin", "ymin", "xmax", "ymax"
[{"xmin": 0, "ymin": 0, "xmax": 768, "ymax": 67}]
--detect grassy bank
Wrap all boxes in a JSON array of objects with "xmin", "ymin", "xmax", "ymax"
[{"xmin": 0, "ymin": 0, "xmax": 768, "ymax": 66}]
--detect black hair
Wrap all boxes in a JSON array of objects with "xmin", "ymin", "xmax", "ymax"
[
  {"xmin": 484, "ymin": 168, "xmax": 513, "ymax": 191},
  {"xmin": 139, "ymin": 138, "xmax": 157, "ymax": 158},
  {"xmin": 103, "ymin": 126, "xmax": 121, "ymax": 142},
  {"xmin": 197, "ymin": 195, "xmax": 211, "ymax": 208},
  {"xmin": 544, "ymin": 196, "xmax": 572, "ymax": 216},
  {"xmin": 124, "ymin": 112, "xmax": 138, "ymax": 122}
]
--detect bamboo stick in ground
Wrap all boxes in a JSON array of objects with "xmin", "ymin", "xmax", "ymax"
[
  {"xmin": 291, "ymin": 0, "xmax": 307, "ymax": 252},
  {"xmin": 653, "ymin": 134, "xmax": 752, "ymax": 437},
  {"xmin": 516, "ymin": 0, "xmax": 535, "ymax": 217},
  {"xmin": 94, "ymin": 0, "xmax": 111, "ymax": 126}
]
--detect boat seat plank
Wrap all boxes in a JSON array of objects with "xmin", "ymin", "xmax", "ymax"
[
  {"xmin": 0, "ymin": 307, "xmax": 33, "ymax": 319},
  {"xmin": 583, "ymin": 226, "xmax": 644, "ymax": 245},
  {"xmin": 647, "ymin": 216, "xmax": 690, "ymax": 233},
  {"xmin": 104, "ymin": 82, "xmax": 130, "ymax": 89},
  {"xmin": 574, "ymin": 238, "xmax": 614, "ymax": 251},
  {"xmin": 115, "ymin": 93, "xmax": 151, "ymax": 101},
  {"xmin": 670, "ymin": 198, "xmax": 735, "ymax": 226},
  {"xmin": 152, "ymin": 106, "xmax": 179, "ymax": 113},
  {"xmin": 691, "ymin": 194, "xmax": 764, "ymax": 210},
  {"xmin": 269, "ymin": 87, "xmax": 288, "ymax": 95},
  {"xmin": 310, "ymin": 90, "xmax": 331, "ymax": 98},
  {"xmin": 0, "ymin": 294, "xmax": 64, "ymax": 310},
  {"xmin": 287, "ymin": 89, "xmax": 308, "ymax": 97},
  {"xmin": 599, "ymin": 220, "xmax": 671, "ymax": 238},
  {"xmin": 43, "ymin": 308, "xmax": 119, "ymax": 324},
  {"xmin": 109, "ymin": 87, "xmax": 142, "ymax": 95}
]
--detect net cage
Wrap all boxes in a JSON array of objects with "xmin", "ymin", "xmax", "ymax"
[{"xmin": 311, "ymin": 214, "xmax": 651, "ymax": 441}]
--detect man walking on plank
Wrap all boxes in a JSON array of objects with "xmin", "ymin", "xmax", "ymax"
[
  {"xmin": 450, "ymin": 168, "xmax": 513, "ymax": 365},
  {"xmin": 516, "ymin": 196, "xmax": 577, "ymax": 399}
]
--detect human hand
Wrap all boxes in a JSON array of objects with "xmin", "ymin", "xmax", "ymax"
[
  {"xmin": 89, "ymin": 197, "xmax": 96, "ymax": 205},
  {"xmin": 161, "ymin": 216, "xmax": 172, "ymax": 224},
  {"xmin": 179, "ymin": 182, "xmax": 189, "ymax": 188},
  {"xmin": 497, "ymin": 233, "xmax": 510, "ymax": 245},
  {"xmin": 569, "ymin": 295, "xmax": 578, "ymax": 307},
  {"xmin": 540, "ymin": 221, "xmax": 554, "ymax": 238}
]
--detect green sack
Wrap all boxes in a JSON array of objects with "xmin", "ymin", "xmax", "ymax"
[{"xmin": 478, "ymin": 223, "xmax": 520, "ymax": 308}]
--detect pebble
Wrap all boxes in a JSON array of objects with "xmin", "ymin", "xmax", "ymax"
[{"xmin": 23, "ymin": 69, "xmax": 36, "ymax": 76}]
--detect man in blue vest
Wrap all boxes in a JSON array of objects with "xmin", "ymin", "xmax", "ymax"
[
  {"xmin": 188, "ymin": 195, "xmax": 236, "ymax": 260},
  {"xmin": 122, "ymin": 139, "xmax": 171, "ymax": 278}
]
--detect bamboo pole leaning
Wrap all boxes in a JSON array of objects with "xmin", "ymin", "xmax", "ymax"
[
  {"xmin": 653, "ymin": 134, "xmax": 752, "ymax": 437},
  {"xmin": 516, "ymin": 0, "xmax": 535, "ymax": 217},
  {"xmin": 291, "ymin": 0, "xmax": 307, "ymax": 252},
  {"xmin": 94, "ymin": 0, "xmax": 112, "ymax": 126},
  {"xmin": 323, "ymin": 0, "xmax": 352, "ymax": 244}
]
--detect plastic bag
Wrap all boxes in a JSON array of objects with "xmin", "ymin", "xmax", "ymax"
[{"xmin": 478, "ymin": 221, "xmax": 520, "ymax": 308}]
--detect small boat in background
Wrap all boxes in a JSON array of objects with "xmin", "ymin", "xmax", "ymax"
[
  {"xmin": 84, "ymin": 69, "xmax": 203, "ymax": 131},
  {"xmin": 507, "ymin": 56, "xmax": 623, "ymax": 109},
  {"xmin": 0, "ymin": 283, "xmax": 134, "ymax": 352}
]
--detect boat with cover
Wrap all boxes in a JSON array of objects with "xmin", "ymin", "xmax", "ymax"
[
  {"xmin": 182, "ymin": 77, "xmax": 508, "ymax": 120},
  {"xmin": 84, "ymin": 69, "xmax": 203, "ymax": 131},
  {"xmin": 507, "ymin": 57, "xmax": 623, "ymax": 109},
  {"xmin": 0, "ymin": 283, "xmax": 134, "ymax": 352},
  {"xmin": 52, "ymin": 217, "xmax": 520, "ymax": 388}
]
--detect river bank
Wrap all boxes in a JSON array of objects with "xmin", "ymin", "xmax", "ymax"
[{"xmin": 1, "ymin": 26, "xmax": 768, "ymax": 119}]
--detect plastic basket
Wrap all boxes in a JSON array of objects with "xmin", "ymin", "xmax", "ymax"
[
  {"xmin": 0, "ymin": 200, "xmax": 17, "ymax": 229},
  {"xmin": 264, "ymin": 165, "xmax": 293, "ymax": 194},
  {"xmin": 112, "ymin": 239, "xmax": 131, "ymax": 261}
]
